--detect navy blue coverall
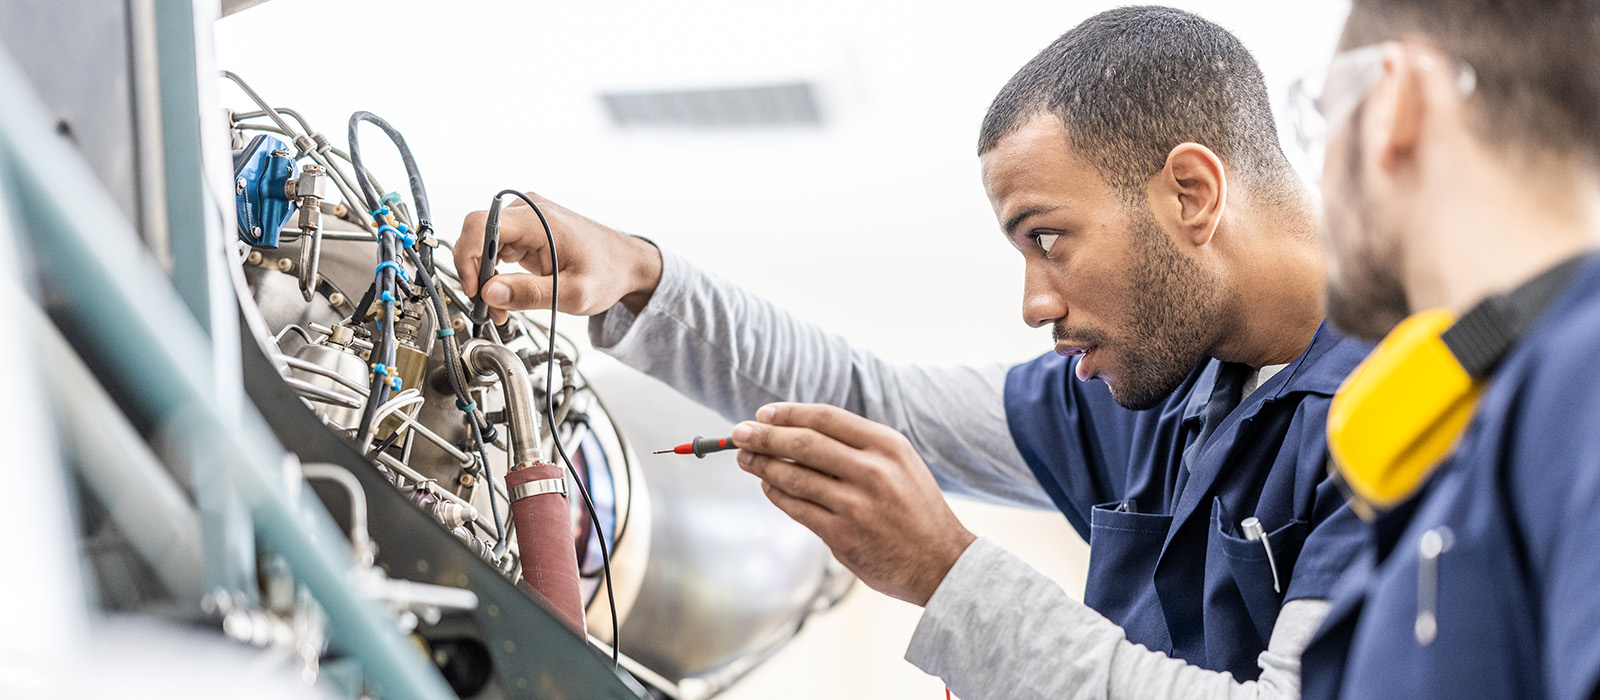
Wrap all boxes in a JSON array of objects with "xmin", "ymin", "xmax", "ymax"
[{"xmin": 1005, "ymin": 323, "xmax": 1371, "ymax": 681}]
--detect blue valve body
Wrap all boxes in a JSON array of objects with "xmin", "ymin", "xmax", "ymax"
[{"xmin": 232, "ymin": 134, "xmax": 298, "ymax": 248}]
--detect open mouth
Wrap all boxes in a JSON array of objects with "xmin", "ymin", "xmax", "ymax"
[{"xmin": 1055, "ymin": 343, "xmax": 1100, "ymax": 381}]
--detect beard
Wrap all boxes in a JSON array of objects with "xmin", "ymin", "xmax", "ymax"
[
  {"xmin": 1322, "ymin": 118, "xmax": 1411, "ymax": 340},
  {"xmin": 1055, "ymin": 204, "xmax": 1226, "ymax": 411}
]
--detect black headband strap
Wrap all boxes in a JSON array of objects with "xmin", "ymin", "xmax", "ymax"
[{"xmin": 1442, "ymin": 251, "xmax": 1596, "ymax": 378}]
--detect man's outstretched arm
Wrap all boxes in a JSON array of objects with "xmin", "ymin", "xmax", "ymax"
[{"xmin": 457, "ymin": 194, "xmax": 1053, "ymax": 509}]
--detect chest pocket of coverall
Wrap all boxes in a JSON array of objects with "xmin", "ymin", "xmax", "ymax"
[
  {"xmin": 1209, "ymin": 497, "xmax": 1308, "ymax": 647},
  {"xmin": 1085, "ymin": 501, "xmax": 1176, "ymax": 652}
]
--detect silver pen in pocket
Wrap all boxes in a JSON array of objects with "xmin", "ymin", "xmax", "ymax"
[{"xmin": 1241, "ymin": 517, "xmax": 1281, "ymax": 594}]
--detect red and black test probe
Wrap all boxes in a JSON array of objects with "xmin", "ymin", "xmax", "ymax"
[{"xmin": 652, "ymin": 436, "xmax": 737, "ymax": 458}]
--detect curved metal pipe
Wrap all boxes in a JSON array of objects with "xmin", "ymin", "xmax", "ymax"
[
  {"xmin": 301, "ymin": 464, "xmax": 373, "ymax": 568},
  {"xmin": 285, "ymin": 376, "xmax": 363, "ymax": 409},
  {"xmin": 462, "ymin": 341, "xmax": 586, "ymax": 633},
  {"xmin": 281, "ymin": 354, "xmax": 369, "ymax": 396},
  {"xmin": 462, "ymin": 340, "xmax": 541, "ymax": 467}
]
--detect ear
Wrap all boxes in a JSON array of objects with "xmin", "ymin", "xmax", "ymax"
[
  {"xmin": 1150, "ymin": 142, "xmax": 1228, "ymax": 247},
  {"xmin": 1362, "ymin": 45, "xmax": 1426, "ymax": 174}
]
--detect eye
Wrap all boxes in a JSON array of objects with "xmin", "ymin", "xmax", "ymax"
[{"xmin": 1030, "ymin": 233, "xmax": 1060, "ymax": 255}]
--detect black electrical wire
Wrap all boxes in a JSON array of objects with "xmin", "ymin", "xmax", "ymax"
[
  {"xmin": 348, "ymin": 284, "xmax": 376, "ymax": 328},
  {"xmin": 488, "ymin": 189, "xmax": 620, "ymax": 667},
  {"xmin": 468, "ymin": 419, "xmax": 505, "ymax": 551},
  {"xmin": 346, "ymin": 110, "xmax": 437, "ymax": 276},
  {"xmin": 346, "ymin": 113, "xmax": 405, "ymax": 444},
  {"xmin": 405, "ymin": 244, "xmax": 506, "ymax": 547},
  {"xmin": 347, "ymin": 111, "xmax": 432, "ymax": 243},
  {"xmin": 348, "ymin": 111, "xmax": 502, "ymax": 546},
  {"xmin": 578, "ymin": 384, "xmax": 636, "ymax": 563},
  {"xmin": 355, "ymin": 227, "xmax": 398, "ymax": 442},
  {"xmin": 395, "ymin": 276, "xmax": 419, "ymax": 301},
  {"xmin": 365, "ymin": 429, "xmax": 405, "ymax": 460}
]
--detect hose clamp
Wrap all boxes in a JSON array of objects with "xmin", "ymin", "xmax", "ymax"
[{"xmin": 510, "ymin": 477, "xmax": 567, "ymax": 501}]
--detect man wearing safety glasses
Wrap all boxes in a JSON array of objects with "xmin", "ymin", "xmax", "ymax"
[{"xmin": 1288, "ymin": 2, "xmax": 1600, "ymax": 699}]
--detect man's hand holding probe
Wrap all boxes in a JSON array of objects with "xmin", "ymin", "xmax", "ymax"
[
  {"xmin": 458, "ymin": 193, "xmax": 981, "ymax": 608},
  {"xmin": 732, "ymin": 404, "xmax": 978, "ymax": 606},
  {"xmin": 456, "ymin": 191, "xmax": 664, "ymax": 323}
]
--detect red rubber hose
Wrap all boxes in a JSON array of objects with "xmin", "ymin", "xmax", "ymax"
[{"xmin": 506, "ymin": 460, "xmax": 584, "ymax": 634}]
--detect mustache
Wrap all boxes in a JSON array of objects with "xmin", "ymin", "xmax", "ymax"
[{"xmin": 1052, "ymin": 323, "xmax": 1113, "ymax": 347}]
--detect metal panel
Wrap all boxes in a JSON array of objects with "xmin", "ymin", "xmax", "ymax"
[
  {"xmin": 0, "ymin": 0, "xmax": 142, "ymax": 227},
  {"xmin": 152, "ymin": 0, "xmax": 234, "ymax": 340}
]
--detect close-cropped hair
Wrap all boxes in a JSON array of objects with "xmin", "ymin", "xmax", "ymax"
[{"xmin": 979, "ymin": 6, "xmax": 1296, "ymax": 201}]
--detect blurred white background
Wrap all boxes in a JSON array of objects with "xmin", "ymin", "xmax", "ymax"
[{"xmin": 215, "ymin": 2, "xmax": 1346, "ymax": 698}]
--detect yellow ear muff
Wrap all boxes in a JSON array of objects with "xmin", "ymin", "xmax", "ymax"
[{"xmin": 1327, "ymin": 310, "xmax": 1484, "ymax": 519}]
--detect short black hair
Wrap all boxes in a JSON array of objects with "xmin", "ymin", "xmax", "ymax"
[
  {"xmin": 979, "ymin": 6, "xmax": 1295, "ymax": 200},
  {"xmin": 1342, "ymin": 0, "xmax": 1600, "ymax": 167}
]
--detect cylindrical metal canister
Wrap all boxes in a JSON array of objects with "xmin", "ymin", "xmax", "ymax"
[{"xmin": 289, "ymin": 342, "xmax": 369, "ymax": 429}]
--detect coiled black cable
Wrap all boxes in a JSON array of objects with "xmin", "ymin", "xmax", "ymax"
[
  {"xmin": 346, "ymin": 111, "xmax": 432, "ymax": 241},
  {"xmin": 346, "ymin": 109, "xmax": 438, "ymax": 275}
]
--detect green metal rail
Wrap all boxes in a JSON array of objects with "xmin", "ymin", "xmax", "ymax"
[{"xmin": 0, "ymin": 42, "xmax": 453, "ymax": 700}]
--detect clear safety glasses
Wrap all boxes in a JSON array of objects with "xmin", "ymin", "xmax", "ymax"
[{"xmin": 1287, "ymin": 44, "xmax": 1477, "ymax": 179}]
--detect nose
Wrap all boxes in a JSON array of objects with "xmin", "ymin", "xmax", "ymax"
[{"xmin": 1022, "ymin": 260, "xmax": 1064, "ymax": 329}]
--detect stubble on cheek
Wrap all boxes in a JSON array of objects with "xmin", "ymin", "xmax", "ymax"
[{"xmin": 1321, "ymin": 128, "xmax": 1412, "ymax": 341}]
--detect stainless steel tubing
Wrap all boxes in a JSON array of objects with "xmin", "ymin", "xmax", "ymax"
[
  {"xmin": 284, "ymin": 376, "xmax": 363, "ymax": 409},
  {"xmin": 301, "ymin": 464, "xmax": 373, "ymax": 568},
  {"xmin": 281, "ymin": 354, "xmax": 369, "ymax": 396},
  {"xmin": 462, "ymin": 340, "xmax": 542, "ymax": 467}
]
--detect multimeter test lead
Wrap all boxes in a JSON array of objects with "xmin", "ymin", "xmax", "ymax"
[{"xmin": 652, "ymin": 435, "xmax": 738, "ymax": 458}]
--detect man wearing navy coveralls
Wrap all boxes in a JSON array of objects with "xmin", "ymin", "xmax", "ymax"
[
  {"xmin": 460, "ymin": 7, "xmax": 1369, "ymax": 698},
  {"xmin": 1295, "ymin": 1, "xmax": 1600, "ymax": 699}
]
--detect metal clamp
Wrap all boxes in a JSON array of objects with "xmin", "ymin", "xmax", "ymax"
[
  {"xmin": 510, "ymin": 477, "xmax": 567, "ymax": 502},
  {"xmin": 1415, "ymin": 526, "xmax": 1454, "ymax": 645}
]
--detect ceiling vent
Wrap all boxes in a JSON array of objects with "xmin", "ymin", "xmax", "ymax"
[{"xmin": 600, "ymin": 82, "xmax": 822, "ymax": 129}]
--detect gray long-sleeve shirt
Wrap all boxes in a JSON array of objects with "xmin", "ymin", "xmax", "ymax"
[{"xmin": 589, "ymin": 247, "xmax": 1326, "ymax": 699}]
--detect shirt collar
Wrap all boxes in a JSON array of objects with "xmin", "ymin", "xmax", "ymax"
[
  {"xmin": 1182, "ymin": 320, "xmax": 1372, "ymax": 424},
  {"xmin": 1264, "ymin": 320, "xmax": 1372, "ymax": 400}
]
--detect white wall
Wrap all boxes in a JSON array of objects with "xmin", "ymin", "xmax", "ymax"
[{"xmin": 215, "ymin": 3, "xmax": 1346, "ymax": 697}]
